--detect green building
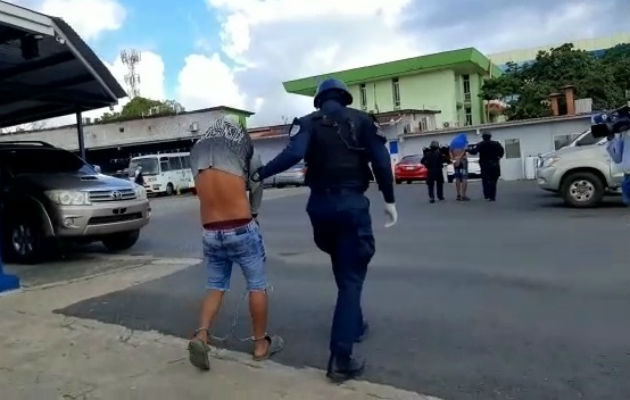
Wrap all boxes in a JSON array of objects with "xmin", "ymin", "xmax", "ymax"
[{"xmin": 283, "ymin": 48, "xmax": 502, "ymax": 131}]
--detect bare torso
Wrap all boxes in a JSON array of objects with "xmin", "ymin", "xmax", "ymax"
[{"xmin": 195, "ymin": 168, "xmax": 251, "ymax": 225}]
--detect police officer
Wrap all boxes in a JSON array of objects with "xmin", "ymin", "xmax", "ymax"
[
  {"xmin": 252, "ymin": 78, "xmax": 397, "ymax": 382},
  {"xmin": 469, "ymin": 132, "xmax": 504, "ymax": 201}
]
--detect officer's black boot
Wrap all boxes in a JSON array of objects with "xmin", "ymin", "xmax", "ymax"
[{"xmin": 326, "ymin": 353, "xmax": 365, "ymax": 383}]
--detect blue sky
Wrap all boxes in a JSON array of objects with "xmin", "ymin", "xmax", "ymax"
[
  {"xmin": 7, "ymin": 0, "xmax": 630, "ymax": 127},
  {"xmin": 90, "ymin": 0, "xmax": 223, "ymax": 99}
]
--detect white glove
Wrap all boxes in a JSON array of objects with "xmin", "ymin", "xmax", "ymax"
[{"xmin": 384, "ymin": 203, "xmax": 398, "ymax": 228}]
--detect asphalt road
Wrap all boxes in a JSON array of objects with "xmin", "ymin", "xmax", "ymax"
[{"xmin": 60, "ymin": 182, "xmax": 630, "ymax": 400}]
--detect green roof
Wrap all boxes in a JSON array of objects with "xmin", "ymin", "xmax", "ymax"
[{"xmin": 283, "ymin": 47, "xmax": 502, "ymax": 96}]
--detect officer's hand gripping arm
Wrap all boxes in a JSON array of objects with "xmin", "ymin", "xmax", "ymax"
[{"xmin": 257, "ymin": 118, "xmax": 311, "ymax": 181}]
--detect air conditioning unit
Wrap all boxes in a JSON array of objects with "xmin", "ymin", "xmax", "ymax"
[{"xmin": 190, "ymin": 122, "xmax": 199, "ymax": 132}]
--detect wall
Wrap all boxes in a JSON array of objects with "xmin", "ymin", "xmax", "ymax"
[
  {"xmin": 399, "ymin": 117, "xmax": 591, "ymax": 180},
  {"xmin": 0, "ymin": 109, "xmax": 246, "ymax": 151},
  {"xmin": 349, "ymin": 69, "xmax": 458, "ymax": 128}
]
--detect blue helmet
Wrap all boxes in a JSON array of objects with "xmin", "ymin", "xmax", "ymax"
[{"xmin": 313, "ymin": 78, "xmax": 353, "ymax": 108}]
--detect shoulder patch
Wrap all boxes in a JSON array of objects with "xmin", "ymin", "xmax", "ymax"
[{"xmin": 289, "ymin": 118, "xmax": 301, "ymax": 137}]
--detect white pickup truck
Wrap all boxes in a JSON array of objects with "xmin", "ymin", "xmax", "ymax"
[{"xmin": 537, "ymin": 130, "xmax": 625, "ymax": 207}]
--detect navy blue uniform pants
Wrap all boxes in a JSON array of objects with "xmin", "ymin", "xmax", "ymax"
[
  {"xmin": 306, "ymin": 190, "xmax": 375, "ymax": 357},
  {"xmin": 481, "ymin": 167, "xmax": 499, "ymax": 200}
]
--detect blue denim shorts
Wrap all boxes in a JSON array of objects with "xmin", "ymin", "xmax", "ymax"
[
  {"xmin": 453, "ymin": 159, "xmax": 468, "ymax": 180},
  {"xmin": 202, "ymin": 220, "xmax": 267, "ymax": 291}
]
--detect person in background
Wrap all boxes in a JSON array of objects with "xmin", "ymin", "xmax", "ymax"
[
  {"xmin": 252, "ymin": 78, "xmax": 397, "ymax": 383},
  {"xmin": 421, "ymin": 141, "xmax": 446, "ymax": 203},
  {"xmin": 187, "ymin": 117, "xmax": 283, "ymax": 372},
  {"xmin": 607, "ymin": 129, "xmax": 630, "ymax": 205},
  {"xmin": 450, "ymin": 144, "xmax": 470, "ymax": 201},
  {"xmin": 469, "ymin": 132, "xmax": 504, "ymax": 201},
  {"xmin": 133, "ymin": 165, "xmax": 144, "ymax": 186}
]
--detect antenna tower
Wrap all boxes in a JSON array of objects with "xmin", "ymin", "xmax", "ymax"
[{"xmin": 121, "ymin": 49, "xmax": 141, "ymax": 98}]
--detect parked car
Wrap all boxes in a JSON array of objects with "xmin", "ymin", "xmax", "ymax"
[
  {"xmin": 395, "ymin": 154, "xmax": 428, "ymax": 184},
  {"xmin": 446, "ymin": 157, "xmax": 481, "ymax": 183},
  {"xmin": 273, "ymin": 162, "xmax": 306, "ymax": 187},
  {"xmin": 537, "ymin": 130, "xmax": 623, "ymax": 207},
  {"xmin": 0, "ymin": 141, "xmax": 151, "ymax": 263}
]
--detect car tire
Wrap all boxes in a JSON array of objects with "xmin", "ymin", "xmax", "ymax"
[
  {"xmin": 5, "ymin": 216, "xmax": 44, "ymax": 264},
  {"xmin": 561, "ymin": 172, "xmax": 604, "ymax": 208},
  {"xmin": 102, "ymin": 230, "xmax": 140, "ymax": 252},
  {"xmin": 395, "ymin": 179, "xmax": 402, "ymax": 184},
  {"xmin": 165, "ymin": 183, "xmax": 175, "ymax": 196},
  {"xmin": 407, "ymin": 180, "xmax": 412, "ymax": 184}
]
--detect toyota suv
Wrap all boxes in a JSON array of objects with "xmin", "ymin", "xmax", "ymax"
[
  {"xmin": 537, "ymin": 130, "xmax": 625, "ymax": 207},
  {"xmin": 0, "ymin": 141, "xmax": 150, "ymax": 263}
]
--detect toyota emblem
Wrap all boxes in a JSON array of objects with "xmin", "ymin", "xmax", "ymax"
[{"xmin": 110, "ymin": 191, "xmax": 123, "ymax": 200}]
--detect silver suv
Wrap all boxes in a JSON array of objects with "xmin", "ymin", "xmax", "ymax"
[
  {"xmin": 0, "ymin": 141, "xmax": 150, "ymax": 263},
  {"xmin": 537, "ymin": 131, "xmax": 625, "ymax": 207}
]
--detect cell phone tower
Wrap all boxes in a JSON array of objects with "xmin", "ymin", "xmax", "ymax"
[{"xmin": 121, "ymin": 49, "xmax": 141, "ymax": 98}]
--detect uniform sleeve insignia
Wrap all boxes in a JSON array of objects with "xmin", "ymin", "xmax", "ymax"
[{"xmin": 289, "ymin": 118, "xmax": 301, "ymax": 137}]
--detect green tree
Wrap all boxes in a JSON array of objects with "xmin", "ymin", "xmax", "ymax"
[
  {"xmin": 98, "ymin": 97, "xmax": 185, "ymax": 122},
  {"xmin": 481, "ymin": 43, "xmax": 629, "ymax": 120}
]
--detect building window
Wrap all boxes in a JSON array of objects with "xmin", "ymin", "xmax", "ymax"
[
  {"xmin": 359, "ymin": 84, "xmax": 367, "ymax": 109},
  {"xmin": 464, "ymin": 106, "xmax": 473, "ymax": 126},
  {"xmin": 504, "ymin": 138, "xmax": 521, "ymax": 159},
  {"xmin": 463, "ymin": 74, "xmax": 471, "ymax": 102},
  {"xmin": 392, "ymin": 78, "xmax": 400, "ymax": 109},
  {"xmin": 420, "ymin": 117, "xmax": 428, "ymax": 131}
]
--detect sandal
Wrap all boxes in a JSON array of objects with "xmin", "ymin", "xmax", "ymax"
[
  {"xmin": 252, "ymin": 334, "xmax": 285, "ymax": 361},
  {"xmin": 188, "ymin": 328, "xmax": 210, "ymax": 370}
]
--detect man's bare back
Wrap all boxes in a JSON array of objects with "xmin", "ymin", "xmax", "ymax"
[{"xmin": 195, "ymin": 168, "xmax": 251, "ymax": 225}]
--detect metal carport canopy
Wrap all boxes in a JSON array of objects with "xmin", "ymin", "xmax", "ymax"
[
  {"xmin": 0, "ymin": 0, "xmax": 126, "ymax": 293},
  {"xmin": 0, "ymin": 0, "xmax": 126, "ymax": 131}
]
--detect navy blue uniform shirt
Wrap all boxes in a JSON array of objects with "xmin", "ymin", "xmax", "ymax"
[{"xmin": 259, "ymin": 100, "xmax": 395, "ymax": 203}]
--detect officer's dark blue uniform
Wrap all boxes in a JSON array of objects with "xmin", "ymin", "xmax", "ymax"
[{"xmin": 255, "ymin": 78, "xmax": 396, "ymax": 382}]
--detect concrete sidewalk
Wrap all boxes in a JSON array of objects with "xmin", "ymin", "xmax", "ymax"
[{"xmin": 0, "ymin": 257, "xmax": 439, "ymax": 400}]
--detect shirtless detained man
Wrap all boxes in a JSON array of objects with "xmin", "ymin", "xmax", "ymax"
[{"xmin": 187, "ymin": 118, "xmax": 284, "ymax": 370}]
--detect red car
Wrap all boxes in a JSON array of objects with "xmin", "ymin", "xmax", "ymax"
[{"xmin": 395, "ymin": 154, "xmax": 428, "ymax": 184}]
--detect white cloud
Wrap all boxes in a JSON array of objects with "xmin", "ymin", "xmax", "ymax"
[
  {"xmin": 176, "ymin": 53, "xmax": 246, "ymax": 110},
  {"xmin": 41, "ymin": 0, "xmax": 126, "ymax": 40},
  {"xmin": 5, "ymin": 0, "xmax": 127, "ymax": 40},
  {"xmin": 203, "ymin": 0, "xmax": 419, "ymax": 126}
]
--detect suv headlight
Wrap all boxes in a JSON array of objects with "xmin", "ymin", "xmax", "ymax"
[
  {"xmin": 45, "ymin": 190, "xmax": 91, "ymax": 206},
  {"xmin": 542, "ymin": 156, "xmax": 560, "ymax": 168},
  {"xmin": 135, "ymin": 185, "xmax": 147, "ymax": 200}
]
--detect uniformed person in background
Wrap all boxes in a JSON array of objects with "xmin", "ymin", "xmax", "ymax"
[
  {"xmin": 469, "ymin": 132, "xmax": 505, "ymax": 201},
  {"xmin": 252, "ymin": 78, "xmax": 397, "ymax": 383}
]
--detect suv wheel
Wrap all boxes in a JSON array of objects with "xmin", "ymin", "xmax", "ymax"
[
  {"xmin": 6, "ymin": 217, "xmax": 43, "ymax": 264},
  {"xmin": 102, "ymin": 230, "xmax": 140, "ymax": 252},
  {"xmin": 561, "ymin": 172, "xmax": 604, "ymax": 208}
]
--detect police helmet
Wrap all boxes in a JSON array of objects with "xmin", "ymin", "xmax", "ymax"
[{"xmin": 313, "ymin": 78, "xmax": 353, "ymax": 108}]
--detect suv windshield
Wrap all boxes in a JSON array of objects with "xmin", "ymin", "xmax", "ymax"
[
  {"xmin": 4, "ymin": 148, "xmax": 93, "ymax": 175},
  {"xmin": 129, "ymin": 158, "xmax": 159, "ymax": 176},
  {"xmin": 573, "ymin": 130, "xmax": 601, "ymax": 147}
]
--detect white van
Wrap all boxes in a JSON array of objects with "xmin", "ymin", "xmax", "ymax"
[{"xmin": 129, "ymin": 153, "xmax": 194, "ymax": 195}]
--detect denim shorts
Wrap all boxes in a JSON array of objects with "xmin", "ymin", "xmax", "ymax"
[
  {"xmin": 453, "ymin": 159, "xmax": 468, "ymax": 180},
  {"xmin": 202, "ymin": 220, "xmax": 267, "ymax": 291}
]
